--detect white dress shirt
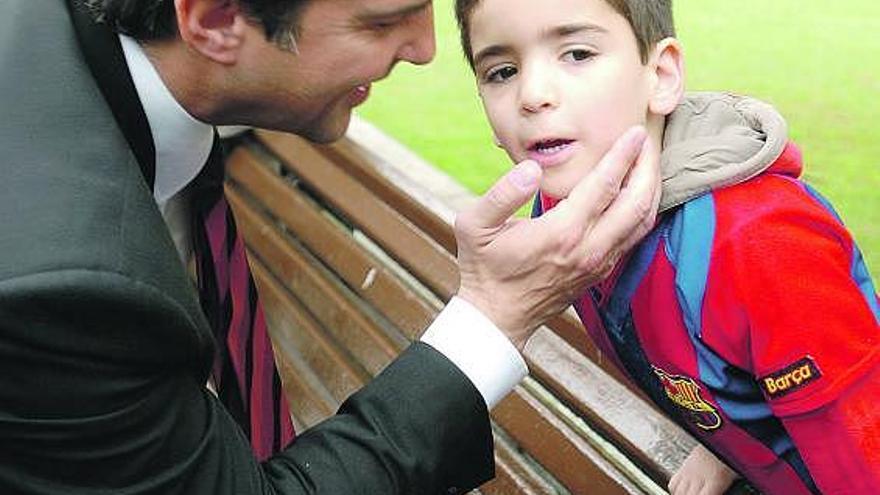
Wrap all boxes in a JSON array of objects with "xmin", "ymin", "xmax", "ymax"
[{"xmin": 118, "ymin": 35, "xmax": 527, "ymax": 409}]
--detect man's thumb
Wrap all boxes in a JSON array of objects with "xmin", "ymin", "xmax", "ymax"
[{"xmin": 470, "ymin": 160, "xmax": 542, "ymax": 229}]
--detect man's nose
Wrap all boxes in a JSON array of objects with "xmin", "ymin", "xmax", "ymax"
[
  {"xmin": 519, "ymin": 65, "xmax": 558, "ymax": 114},
  {"xmin": 397, "ymin": 8, "xmax": 436, "ymax": 65}
]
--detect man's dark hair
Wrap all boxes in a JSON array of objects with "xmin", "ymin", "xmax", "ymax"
[
  {"xmin": 82, "ymin": 0, "xmax": 308, "ymax": 46},
  {"xmin": 454, "ymin": 0, "xmax": 675, "ymax": 69}
]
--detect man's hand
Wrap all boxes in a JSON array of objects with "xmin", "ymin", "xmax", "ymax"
[{"xmin": 455, "ymin": 126, "xmax": 660, "ymax": 350}]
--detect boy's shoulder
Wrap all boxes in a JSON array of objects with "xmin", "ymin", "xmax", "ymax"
[
  {"xmin": 671, "ymin": 140, "xmax": 831, "ymax": 242},
  {"xmin": 659, "ymin": 92, "xmax": 790, "ymax": 212},
  {"xmin": 664, "ymin": 156, "xmax": 858, "ymax": 282}
]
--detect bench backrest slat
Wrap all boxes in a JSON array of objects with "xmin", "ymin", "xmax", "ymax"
[
  {"xmin": 259, "ymin": 131, "xmax": 459, "ymax": 299},
  {"xmin": 228, "ymin": 147, "xmax": 435, "ymax": 341}
]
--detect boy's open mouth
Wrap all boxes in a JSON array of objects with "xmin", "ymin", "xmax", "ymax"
[{"xmin": 529, "ymin": 138, "xmax": 575, "ymax": 154}]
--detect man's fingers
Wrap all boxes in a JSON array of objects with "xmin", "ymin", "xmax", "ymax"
[
  {"xmin": 462, "ymin": 160, "xmax": 542, "ymax": 231},
  {"xmin": 618, "ymin": 134, "xmax": 662, "ymax": 252},
  {"xmin": 563, "ymin": 125, "xmax": 647, "ymax": 224},
  {"xmin": 577, "ymin": 135, "xmax": 660, "ymax": 270},
  {"xmin": 622, "ymin": 128, "xmax": 662, "ymax": 212}
]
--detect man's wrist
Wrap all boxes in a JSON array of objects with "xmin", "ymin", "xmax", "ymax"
[
  {"xmin": 420, "ymin": 296, "xmax": 528, "ymax": 409},
  {"xmin": 454, "ymin": 288, "xmax": 529, "ymax": 351}
]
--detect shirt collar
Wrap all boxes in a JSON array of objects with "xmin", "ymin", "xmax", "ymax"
[{"xmin": 118, "ymin": 34, "xmax": 214, "ymax": 206}]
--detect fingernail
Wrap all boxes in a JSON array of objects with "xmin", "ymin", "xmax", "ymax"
[{"xmin": 509, "ymin": 160, "xmax": 541, "ymax": 191}]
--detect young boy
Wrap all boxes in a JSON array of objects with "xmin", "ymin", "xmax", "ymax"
[{"xmin": 454, "ymin": 0, "xmax": 880, "ymax": 493}]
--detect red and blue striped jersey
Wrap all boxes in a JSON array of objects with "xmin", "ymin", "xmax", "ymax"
[{"xmin": 535, "ymin": 143, "xmax": 880, "ymax": 493}]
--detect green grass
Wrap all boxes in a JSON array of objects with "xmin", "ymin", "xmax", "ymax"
[{"xmin": 358, "ymin": 0, "xmax": 879, "ymax": 278}]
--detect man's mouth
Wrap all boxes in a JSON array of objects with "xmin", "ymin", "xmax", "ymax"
[{"xmin": 348, "ymin": 84, "xmax": 371, "ymax": 107}]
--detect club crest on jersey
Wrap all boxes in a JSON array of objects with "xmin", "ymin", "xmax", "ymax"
[
  {"xmin": 758, "ymin": 356, "xmax": 822, "ymax": 399},
  {"xmin": 652, "ymin": 366, "xmax": 722, "ymax": 431}
]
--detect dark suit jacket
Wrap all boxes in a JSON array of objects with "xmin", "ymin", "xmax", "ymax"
[{"xmin": 0, "ymin": 0, "xmax": 493, "ymax": 493}]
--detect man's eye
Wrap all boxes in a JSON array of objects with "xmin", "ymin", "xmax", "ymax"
[
  {"xmin": 486, "ymin": 65, "xmax": 518, "ymax": 83},
  {"xmin": 369, "ymin": 16, "xmax": 405, "ymax": 31},
  {"xmin": 371, "ymin": 20, "xmax": 397, "ymax": 30},
  {"xmin": 564, "ymin": 49, "xmax": 595, "ymax": 62}
]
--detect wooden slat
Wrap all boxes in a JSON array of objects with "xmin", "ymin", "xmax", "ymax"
[
  {"xmin": 546, "ymin": 311, "xmax": 644, "ymax": 396},
  {"xmin": 249, "ymin": 258, "xmax": 339, "ymax": 428},
  {"xmin": 526, "ymin": 328, "xmax": 695, "ymax": 485},
  {"xmin": 493, "ymin": 385, "xmax": 644, "ymax": 495},
  {"xmin": 256, "ymin": 130, "xmax": 459, "ymax": 299},
  {"xmin": 481, "ymin": 430, "xmax": 560, "ymax": 495},
  {"xmin": 228, "ymin": 147, "xmax": 436, "ymax": 339},
  {"xmin": 228, "ymin": 180, "xmax": 404, "ymax": 375},
  {"xmin": 250, "ymin": 256, "xmax": 368, "ymax": 405},
  {"xmin": 323, "ymin": 138, "xmax": 458, "ymax": 253}
]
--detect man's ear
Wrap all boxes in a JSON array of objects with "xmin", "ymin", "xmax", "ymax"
[
  {"xmin": 175, "ymin": 0, "xmax": 248, "ymax": 65},
  {"xmin": 647, "ymin": 37, "xmax": 685, "ymax": 116}
]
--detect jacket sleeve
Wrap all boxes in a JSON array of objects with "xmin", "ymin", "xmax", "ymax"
[{"xmin": 0, "ymin": 269, "xmax": 494, "ymax": 495}]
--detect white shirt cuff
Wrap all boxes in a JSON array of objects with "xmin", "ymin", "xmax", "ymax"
[{"xmin": 420, "ymin": 296, "xmax": 528, "ymax": 409}]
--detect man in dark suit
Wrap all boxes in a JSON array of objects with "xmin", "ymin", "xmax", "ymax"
[{"xmin": 0, "ymin": 0, "xmax": 659, "ymax": 493}]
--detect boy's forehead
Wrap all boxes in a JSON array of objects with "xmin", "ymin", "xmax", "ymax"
[{"xmin": 469, "ymin": 0, "xmax": 626, "ymax": 56}]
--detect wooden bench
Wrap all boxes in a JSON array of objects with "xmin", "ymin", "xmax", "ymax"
[{"xmin": 221, "ymin": 121, "xmax": 757, "ymax": 494}]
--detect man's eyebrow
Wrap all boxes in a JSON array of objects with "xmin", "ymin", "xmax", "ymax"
[
  {"xmin": 357, "ymin": 0, "xmax": 432, "ymax": 21},
  {"xmin": 473, "ymin": 22, "xmax": 608, "ymax": 68}
]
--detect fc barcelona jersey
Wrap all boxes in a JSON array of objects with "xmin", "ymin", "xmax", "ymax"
[{"xmin": 536, "ymin": 143, "xmax": 880, "ymax": 494}]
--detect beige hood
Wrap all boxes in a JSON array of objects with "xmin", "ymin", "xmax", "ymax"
[{"xmin": 659, "ymin": 92, "xmax": 789, "ymax": 212}]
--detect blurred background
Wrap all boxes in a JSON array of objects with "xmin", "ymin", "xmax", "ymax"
[{"xmin": 357, "ymin": 0, "xmax": 879, "ymax": 277}]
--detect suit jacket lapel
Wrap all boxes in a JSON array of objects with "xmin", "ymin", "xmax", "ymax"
[{"xmin": 67, "ymin": 0, "xmax": 156, "ymax": 190}]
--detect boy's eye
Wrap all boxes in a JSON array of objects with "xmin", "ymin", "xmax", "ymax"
[
  {"xmin": 485, "ymin": 65, "xmax": 518, "ymax": 83},
  {"xmin": 563, "ymin": 49, "xmax": 596, "ymax": 62}
]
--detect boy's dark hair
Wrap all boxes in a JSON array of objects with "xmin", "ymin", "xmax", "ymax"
[
  {"xmin": 82, "ymin": 0, "xmax": 308, "ymax": 47},
  {"xmin": 454, "ymin": 0, "xmax": 675, "ymax": 69}
]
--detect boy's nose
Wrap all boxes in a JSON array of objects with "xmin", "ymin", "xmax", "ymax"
[{"xmin": 519, "ymin": 67, "xmax": 558, "ymax": 114}]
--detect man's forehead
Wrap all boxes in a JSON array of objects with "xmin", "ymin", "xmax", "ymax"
[
  {"xmin": 354, "ymin": 0, "xmax": 432, "ymax": 19},
  {"xmin": 298, "ymin": 0, "xmax": 431, "ymax": 37}
]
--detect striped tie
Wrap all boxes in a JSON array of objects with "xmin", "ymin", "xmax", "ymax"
[{"xmin": 192, "ymin": 137, "xmax": 295, "ymax": 461}]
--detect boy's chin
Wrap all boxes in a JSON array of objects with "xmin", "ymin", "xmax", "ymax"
[{"xmin": 539, "ymin": 176, "xmax": 578, "ymax": 200}]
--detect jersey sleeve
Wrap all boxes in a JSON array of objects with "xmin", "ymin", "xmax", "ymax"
[
  {"xmin": 781, "ymin": 362, "xmax": 880, "ymax": 492},
  {"xmin": 713, "ymin": 175, "xmax": 879, "ymax": 417}
]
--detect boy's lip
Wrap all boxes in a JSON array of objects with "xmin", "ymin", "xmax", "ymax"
[{"xmin": 525, "ymin": 137, "xmax": 578, "ymax": 168}]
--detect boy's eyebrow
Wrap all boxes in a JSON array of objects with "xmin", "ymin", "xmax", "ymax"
[
  {"xmin": 356, "ymin": 0, "xmax": 432, "ymax": 21},
  {"xmin": 473, "ymin": 45, "xmax": 512, "ymax": 69},
  {"xmin": 550, "ymin": 22, "xmax": 608, "ymax": 38},
  {"xmin": 472, "ymin": 22, "xmax": 608, "ymax": 68}
]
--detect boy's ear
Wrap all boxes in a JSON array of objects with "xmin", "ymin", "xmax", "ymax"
[
  {"xmin": 175, "ymin": 0, "xmax": 248, "ymax": 65},
  {"xmin": 647, "ymin": 37, "xmax": 685, "ymax": 116}
]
